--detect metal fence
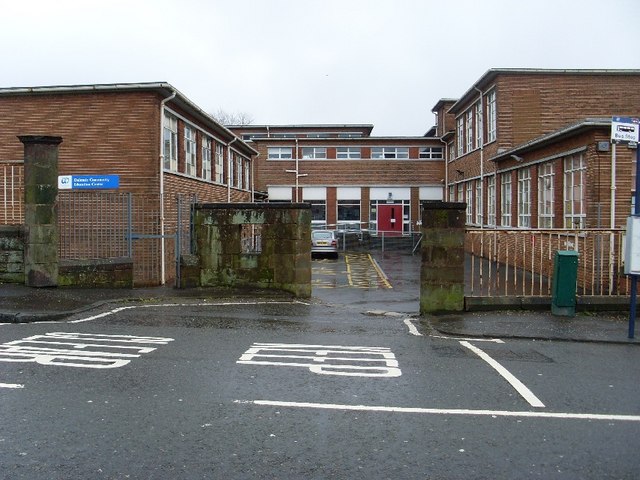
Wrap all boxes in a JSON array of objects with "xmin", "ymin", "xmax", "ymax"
[
  {"xmin": 57, "ymin": 192, "xmax": 195, "ymax": 286},
  {"xmin": 0, "ymin": 162, "xmax": 24, "ymax": 225},
  {"xmin": 465, "ymin": 228, "xmax": 629, "ymax": 297}
]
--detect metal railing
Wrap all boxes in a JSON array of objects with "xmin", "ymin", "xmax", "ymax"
[
  {"xmin": 317, "ymin": 222, "xmax": 423, "ymax": 253},
  {"xmin": 465, "ymin": 228, "xmax": 629, "ymax": 297},
  {"xmin": 0, "ymin": 162, "xmax": 24, "ymax": 225}
]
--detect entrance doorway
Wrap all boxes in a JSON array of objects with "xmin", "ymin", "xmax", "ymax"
[{"xmin": 377, "ymin": 204, "xmax": 403, "ymax": 235}]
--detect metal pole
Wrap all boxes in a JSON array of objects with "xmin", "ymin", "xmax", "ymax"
[
  {"xmin": 127, "ymin": 192, "xmax": 133, "ymax": 258},
  {"xmin": 629, "ymin": 145, "xmax": 640, "ymax": 338}
]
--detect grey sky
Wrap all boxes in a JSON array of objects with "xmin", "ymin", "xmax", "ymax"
[{"xmin": 1, "ymin": 0, "xmax": 638, "ymax": 135}]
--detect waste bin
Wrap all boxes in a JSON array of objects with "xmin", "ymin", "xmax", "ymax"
[{"xmin": 551, "ymin": 250, "xmax": 579, "ymax": 317}]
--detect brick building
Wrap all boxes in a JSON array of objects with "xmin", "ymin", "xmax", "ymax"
[
  {"xmin": 229, "ymin": 124, "xmax": 445, "ymax": 234},
  {"xmin": 432, "ymin": 69, "xmax": 640, "ymax": 230},
  {"xmin": 0, "ymin": 82, "xmax": 256, "ymax": 285}
]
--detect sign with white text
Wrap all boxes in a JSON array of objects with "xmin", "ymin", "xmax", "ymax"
[
  {"xmin": 611, "ymin": 117, "xmax": 640, "ymax": 144},
  {"xmin": 58, "ymin": 174, "xmax": 120, "ymax": 190}
]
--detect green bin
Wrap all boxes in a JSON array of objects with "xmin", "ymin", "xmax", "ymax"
[{"xmin": 551, "ymin": 250, "xmax": 579, "ymax": 317}]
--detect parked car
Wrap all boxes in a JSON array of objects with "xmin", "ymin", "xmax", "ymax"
[{"xmin": 311, "ymin": 230, "xmax": 339, "ymax": 258}]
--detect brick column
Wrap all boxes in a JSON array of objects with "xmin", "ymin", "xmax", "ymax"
[
  {"xmin": 420, "ymin": 201, "xmax": 466, "ymax": 314},
  {"xmin": 19, "ymin": 135, "xmax": 62, "ymax": 287}
]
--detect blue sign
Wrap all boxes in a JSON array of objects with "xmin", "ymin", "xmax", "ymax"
[{"xmin": 58, "ymin": 174, "xmax": 120, "ymax": 190}]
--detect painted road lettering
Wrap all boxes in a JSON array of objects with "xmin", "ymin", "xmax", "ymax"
[
  {"xmin": 0, "ymin": 332, "xmax": 174, "ymax": 369},
  {"xmin": 238, "ymin": 342, "xmax": 401, "ymax": 377}
]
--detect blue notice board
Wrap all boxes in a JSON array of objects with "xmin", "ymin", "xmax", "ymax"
[{"xmin": 58, "ymin": 174, "xmax": 120, "ymax": 190}]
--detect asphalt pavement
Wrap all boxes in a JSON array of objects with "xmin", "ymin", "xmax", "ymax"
[{"xmin": 1, "ymin": 280, "xmax": 638, "ymax": 344}]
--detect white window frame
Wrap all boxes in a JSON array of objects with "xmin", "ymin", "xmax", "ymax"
[
  {"xmin": 487, "ymin": 90, "xmax": 496, "ymax": 143},
  {"xmin": 268, "ymin": 147, "xmax": 293, "ymax": 159},
  {"xmin": 163, "ymin": 113, "xmax": 178, "ymax": 172},
  {"xmin": 538, "ymin": 162, "xmax": 554, "ymax": 228},
  {"xmin": 236, "ymin": 154, "xmax": 243, "ymax": 189},
  {"xmin": 457, "ymin": 183, "xmax": 464, "ymax": 202},
  {"xmin": 202, "ymin": 136, "xmax": 212, "ymax": 181},
  {"xmin": 466, "ymin": 110, "xmax": 473, "ymax": 153},
  {"xmin": 475, "ymin": 101, "xmax": 483, "ymax": 149},
  {"xmin": 244, "ymin": 159, "xmax": 250, "ymax": 191},
  {"xmin": 215, "ymin": 143, "xmax": 224, "ymax": 184},
  {"xmin": 564, "ymin": 154, "xmax": 586, "ymax": 228},
  {"xmin": 517, "ymin": 168, "xmax": 531, "ymax": 228},
  {"xmin": 419, "ymin": 147, "xmax": 444, "ymax": 159},
  {"xmin": 466, "ymin": 182, "xmax": 473, "ymax": 225},
  {"xmin": 501, "ymin": 172, "xmax": 512, "ymax": 227},
  {"xmin": 184, "ymin": 125, "xmax": 197, "ymax": 177},
  {"xmin": 371, "ymin": 147, "xmax": 409, "ymax": 159},
  {"xmin": 337, "ymin": 147, "xmax": 361, "ymax": 159},
  {"xmin": 475, "ymin": 179, "xmax": 482, "ymax": 225},
  {"xmin": 456, "ymin": 117, "xmax": 464, "ymax": 157},
  {"xmin": 301, "ymin": 147, "xmax": 327, "ymax": 159},
  {"xmin": 487, "ymin": 176, "xmax": 496, "ymax": 226}
]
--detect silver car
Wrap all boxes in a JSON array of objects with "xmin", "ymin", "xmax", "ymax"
[{"xmin": 311, "ymin": 230, "xmax": 339, "ymax": 258}]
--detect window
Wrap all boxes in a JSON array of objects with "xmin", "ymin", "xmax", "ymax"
[
  {"xmin": 236, "ymin": 154, "xmax": 243, "ymax": 188},
  {"xmin": 301, "ymin": 147, "xmax": 327, "ymax": 159},
  {"xmin": 309, "ymin": 200, "xmax": 326, "ymax": 228},
  {"xmin": 268, "ymin": 147, "xmax": 293, "ymax": 159},
  {"xmin": 475, "ymin": 101, "xmax": 483, "ymax": 149},
  {"xmin": 419, "ymin": 147, "xmax": 444, "ymax": 159},
  {"xmin": 501, "ymin": 172, "xmax": 512, "ymax": 226},
  {"xmin": 466, "ymin": 110, "xmax": 473, "ymax": 153},
  {"xmin": 371, "ymin": 147, "xmax": 409, "ymax": 159},
  {"xmin": 538, "ymin": 163, "xmax": 554, "ymax": 228},
  {"xmin": 202, "ymin": 136, "xmax": 212, "ymax": 181},
  {"xmin": 337, "ymin": 200, "xmax": 361, "ymax": 229},
  {"xmin": 457, "ymin": 183, "xmax": 464, "ymax": 202},
  {"xmin": 163, "ymin": 113, "xmax": 178, "ymax": 171},
  {"xmin": 271, "ymin": 133, "xmax": 296, "ymax": 138},
  {"xmin": 306, "ymin": 133, "xmax": 332, "ymax": 138},
  {"xmin": 466, "ymin": 182, "xmax": 473, "ymax": 224},
  {"xmin": 487, "ymin": 176, "xmax": 496, "ymax": 226},
  {"xmin": 337, "ymin": 147, "xmax": 361, "ymax": 159},
  {"xmin": 215, "ymin": 143, "xmax": 224, "ymax": 183},
  {"xmin": 564, "ymin": 154, "xmax": 586, "ymax": 228},
  {"xmin": 338, "ymin": 132, "xmax": 362, "ymax": 138},
  {"xmin": 184, "ymin": 126, "xmax": 196, "ymax": 176},
  {"xmin": 449, "ymin": 185, "xmax": 455, "ymax": 202},
  {"xmin": 244, "ymin": 159, "xmax": 250, "ymax": 191},
  {"xmin": 475, "ymin": 179, "xmax": 482, "ymax": 225},
  {"xmin": 456, "ymin": 117, "xmax": 464, "ymax": 157},
  {"xmin": 487, "ymin": 90, "xmax": 496, "ymax": 142},
  {"xmin": 448, "ymin": 142, "xmax": 454, "ymax": 161},
  {"xmin": 517, "ymin": 168, "xmax": 531, "ymax": 228}
]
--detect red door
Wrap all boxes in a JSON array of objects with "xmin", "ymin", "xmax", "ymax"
[{"xmin": 378, "ymin": 204, "xmax": 403, "ymax": 236}]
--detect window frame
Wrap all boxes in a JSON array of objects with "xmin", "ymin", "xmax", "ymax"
[
  {"xmin": 501, "ymin": 172, "xmax": 512, "ymax": 227},
  {"xmin": 517, "ymin": 167, "xmax": 531, "ymax": 228},
  {"xmin": 184, "ymin": 125, "xmax": 197, "ymax": 177},
  {"xmin": 538, "ymin": 162, "xmax": 554, "ymax": 228},
  {"xmin": 487, "ymin": 90, "xmax": 497, "ymax": 143},
  {"xmin": 564, "ymin": 154, "xmax": 586, "ymax": 228},
  {"xmin": 301, "ymin": 147, "xmax": 327, "ymax": 159},
  {"xmin": 202, "ymin": 135, "xmax": 212, "ymax": 181},
  {"xmin": 268, "ymin": 147, "xmax": 293, "ymax": 159},
  {"xmin": 419, "ymin": 147, "xmax": 444, "ymax": 159},
  {"xmin": 163, "ymin": 113, "xmax": 178, "ymax": 172},
  {"xmin": 336, "ymin": 147, "xmax": 361, "ymax": 159},
  {"xmin": 487, "ymin": 176, "xmax": 496, "ymax": 226},
  {"xmin": 371, "ymin": 147, "xmax": 409, "ymax": 159},
  {"xmin": 215, "ymin": 143, "xmax": 224, "ymax": 184}
]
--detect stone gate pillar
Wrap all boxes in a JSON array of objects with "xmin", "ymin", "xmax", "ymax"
[
  {"xmin": 19, "ymin": 135, "xmax": 62, "ymax": 287},
  {"xmin": 420, "ymin": 201, "xmax": 466, "ymax": 314}
]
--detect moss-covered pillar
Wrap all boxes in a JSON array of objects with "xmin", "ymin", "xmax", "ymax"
[
  {"xmin": 420, "ymin": 201, "xmax": 466, "ymax": 314},
  {"xmin": 19, "ymin": 135, "xmax": 62, "ymax": 287}
]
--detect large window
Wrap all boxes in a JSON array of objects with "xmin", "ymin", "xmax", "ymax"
[
  {"xmin": 456, "ymin": 117, "xmax": 464, "ymax": 157},
  {"xmin": 419, "ymin": 147, "xmax": 444, "ymax": 159},
  {"xmin": 538, "ymin": 163, "xmax": 554, "ymax": 228},
  {"xmin": 215, "ymin": 143, "xmax": 224, "ymax": 183},
  {"xmin": 236, "ymin": 154, "xmax": 243, "ymax": 189},
  {"xmin": 184, "ymin": 126, "xmax": 196, "ymax": 176},
  {"xmin": 163, "ymin": 113, "xmax": 178, "ymax": 171},
  {"xmin": 309, "ymin": 200, "xmax": 326, "ymax": 228},
  {"xmin": 337, "ymin": 200, "xmax": 361, "ymax": 229},
  {"xmin": 475, "ymin": 179, "xmax": 482, "ymax": 225},
  {"xmin": 466, "ymin": 182, "xmax": 473, "ymax": 224},
  {"xmin": 268, "ymin": 147, "xmax": 293, "ymax": 159},
  {"xmin": 475, "ymin": 101, "xmax": 483, "ymax": 149},
  {"xmin": 202, "ymin": 136, "xmax": 212, "ymax": 181},
  {"xmin": 517, "ymin": 168, "xmax": 531, "ymax": 228},
  {"xmin": 564, "ymin": 154, "xmax": 586, "ymax": 228},
  {"xmin": 487, "ymin": 90, "xmax": 496, "ymax": 143},
  {"xmin": 501, "ymin": 172, "xmax": 512, "ymax": 227},
  {"xmin": 457, "ymin": 183, "xmax": 464, "ymax": 202},
  {"xmin": 244, "ymin": 159, "xmax": 250, "ymax": 191},
  {"xmin": 337, "ymin": 147, "xmax": 361, "ymax": 159},
  {"xmin": 371, "ymin": 147, "xmax": 409, "ymax": 159},
  {"xmin": 487, "ymin": 176, "xmax": 496, "ymax": 226},
  {"xmin": 301, "ymin": 147, "xmax": 327, "ymax": 159},
  {"xmin": 466, "ymin": 110, "xmax": 473, "ymax": 153}
]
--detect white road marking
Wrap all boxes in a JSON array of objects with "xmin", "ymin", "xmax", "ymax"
[
  {"xmin": 0, "ymin": 332, "xmax": 174, "ymax": 369},
  {"xmin": 459, "ymin": 340, "xmax": 545, "ymax": 408},
  {"xmin": 237, "ymin": 343, "xmax": 402, "ymax": 377},
  {"xmin": 235, "ymin": 399, "xmax": 640, "ymax": 422},
  {"xmin": 403, "ymin": 319, "xmax": 422, "ymax": 336},
  {"xmin": 0, "ymin": 382, "xmax": 24, "ymax": 389},
  {"xmin": 67, "ymin": 300, "xmax": 309, "ymax": 324}
]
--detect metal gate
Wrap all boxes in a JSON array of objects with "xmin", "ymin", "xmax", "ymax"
[{"xmin": 58, "ymin": 192, "xmax": 194, "ymax": 287}]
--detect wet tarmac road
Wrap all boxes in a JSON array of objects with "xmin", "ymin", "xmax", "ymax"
[{"xmin": 1, "ymin": 254, "xmax": 639, "ymax": 479}]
